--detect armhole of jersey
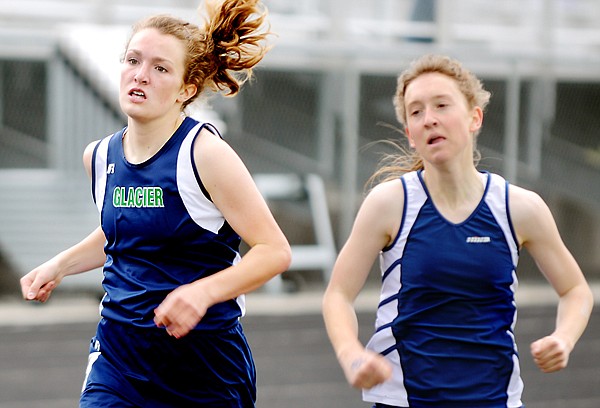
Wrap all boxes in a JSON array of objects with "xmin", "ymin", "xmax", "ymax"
[
  {"xmin": 92, "ymin": 136, "xmax": 112, "ymax": 214},
  {"xmin": 486, "ymin": 174, "xmax": 520, "ymax": 267},
  {"xmin": 178, "ymin": 122, "xmax": 226, "ymax": 234},
  {"xmin": 90, "ymin": 141, "xmax": 101, "ymax": 204},
  {"xmin": 382, "ymin": 176, "xmax": 407, "ymax": 252},
  {"xmin": 202, "ymin": 122, "xmax": 222, "ymax": 139},
  {"xmin": 504, "ymin": 180, "xmax": 520, "ymax": 254},
  {"xmin": 190, "ymin": 122, "xmax": 223, "ymax": 202}
]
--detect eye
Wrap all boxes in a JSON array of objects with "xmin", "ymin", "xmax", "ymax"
[
  {"xmin": 155, "ymin": 65, "xmax": 168, "ymax": 73},
  {"xmin": 410, "ymin": 109, "xmax": 422, "ymax": 117},
  {"xmin": 126, "ymin": 57, "xmax": 139, "ymax": 65}
]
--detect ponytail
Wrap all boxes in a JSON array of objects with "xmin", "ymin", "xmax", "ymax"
[
  {"xmin": 127, "ymin": 0, "xmax": 272, "ymax": 108},
  {"xmin": 200, "ymin": 0, "xmax": 271, "ymax": 96}
]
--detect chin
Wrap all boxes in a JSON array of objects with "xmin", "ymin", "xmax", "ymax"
[
  {"xmin": 120, "ymin": 103, "xmax": 146, "ymax": 120},
  {"xmin": 118, "ymin": 98, "xmax": 132, "ymax": 116},
  {"xmin": 426, "ymin": 154, "xmax": 453, "ymax": 166}
]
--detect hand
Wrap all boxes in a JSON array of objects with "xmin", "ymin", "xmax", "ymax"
[
  {"xmin": 341, "ymin": 349, "xmax": 392, "ymax": 389},
  {"xmin": 530, "ymin": 334, "xmax": 573, "ymax": 373},
  {"xmin": 154, "ymin": 283, "xmax": 209, "ymax": 339},
  {"xmin": 20, "ymin": 259, "xmax": 62, "ymax": 302}
]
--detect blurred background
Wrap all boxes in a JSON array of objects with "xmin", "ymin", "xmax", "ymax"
[
  {"xmin": 1, "ymin": 1, "xmax": 600, "ymax": 408},
  {"xmin": 0, "ymin": 0, "xmax": 599, "ymax": 294}
]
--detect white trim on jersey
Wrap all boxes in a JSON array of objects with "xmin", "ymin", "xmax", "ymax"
[
  {"xmin": 93, "ymin": 136, "xmax": 111, "ymax": 214},
  {"xmin": 364, "ymin": 171, "xmax": 523, "ymax": 407},
  {"xmin": 484, "ymin": 173, "xmax": 519, "ymax": 267},
  {"xmin": 364, "ymin": 171, "xmax": 426, "ymax": 406},
  {"xmin": 176, "ymin": 123, "xmax": 246, "ymax": 317},
  {"xmin": 177, "ymin": 123, "xmax": 226, "ymax": 235}
]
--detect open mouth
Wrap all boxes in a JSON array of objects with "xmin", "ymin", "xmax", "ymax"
[
  {"xmin": 428, "ymin": 135, "xmax": 445, "ymax": 145},
  {"xmin": 129, "ymin": 89, "xmax": 146, "ymax": 99}
]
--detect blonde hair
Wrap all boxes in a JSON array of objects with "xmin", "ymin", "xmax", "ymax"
[
  {"xmin": 368, "ymin": 54, "xmax": 491, "ymax": 188},
  {"xmin": 127, "ymin": 0, "xmax": 271, "ymax": 108}
]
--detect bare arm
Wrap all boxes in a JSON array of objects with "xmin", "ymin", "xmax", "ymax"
[
  {"xmin": 154, "ymin": 129, "xmax": 291, "ymax": 338},
  {"xmin": 20, "ymin": 226, "xmax": 107, "ymax": 302},
  {"xmin": 20, "ymin": 140, "xmax": 106, "ymax": 302},
  {"xmin": 322, "ymin": 180, "xmax": 403, "ymax": 389},
  {"xmin": 510, "ymin": 186, "xmax": 593, "ymax": 373}
]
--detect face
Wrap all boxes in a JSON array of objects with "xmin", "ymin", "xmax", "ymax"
[
  {"xmin": 403, "ymin": 72, "xmax": 482, "ymax": 166},
  {"xmin": 119, "ymin": 28, "xmax": 196, "ymax": 123}
]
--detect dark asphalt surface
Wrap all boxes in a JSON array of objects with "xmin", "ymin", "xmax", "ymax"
[{"xmin": 0, "ymin": 306, "xmax": 598, "ymax": 408}]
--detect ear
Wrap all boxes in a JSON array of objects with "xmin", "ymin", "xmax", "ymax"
[
  {"xmin": 177, "ymin": 84, "xmax": 198, "ymax": 104},
  {"xmin": 405, "ymin": 126, "xmax": 416, "ymax": 148},
  {"xmin": 469, "ymin": 106, "xmax": 483, "ymax": 133}
]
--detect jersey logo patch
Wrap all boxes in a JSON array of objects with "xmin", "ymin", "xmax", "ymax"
[
  {"xmin": 107, "ymin": 163, "xmax": 115, "ymax": 174},
  {"xmin": 112, "ymin": 186, "xmax": 165, "ymax": 208},
  {"xmin": 466, "ymin": 236, "xmax": 491, "ymax": 243}
]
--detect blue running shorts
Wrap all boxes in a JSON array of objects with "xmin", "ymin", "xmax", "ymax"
[{"xmin": 80, "ymin": 318, "xmax": 256, "ymax": 407}]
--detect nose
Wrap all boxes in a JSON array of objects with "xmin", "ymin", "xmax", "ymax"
[
  {"xmin": 134, "ymin": 64, "xmax": 150, "ymax": 85},
  {"xmin": 423, "ymin": 107, "xmax": 438, "ymax": 127}
]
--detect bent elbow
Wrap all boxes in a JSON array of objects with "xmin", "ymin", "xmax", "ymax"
[
  {"xmin": 584, "ymin": 285, "xmax": 595, "ymax": 314},
  {"xmin": 260, "ymin": 238, "xmax": 292, "ymax": 279},
  {"xmin": 276, "ymin": 241, "xmax": 292, "ymax": 273}
]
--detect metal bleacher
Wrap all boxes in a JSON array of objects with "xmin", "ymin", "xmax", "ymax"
[{"xmin": 1, "ymin": 0, "xmax": 600, "ymax": 291}]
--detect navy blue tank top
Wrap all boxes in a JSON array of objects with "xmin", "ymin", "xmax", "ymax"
[
  {"xmin": 91, "ymin": 117, "xmax": 244, "ymax": 330},
  {"xmin": 364, "ymin": 170, "xmax": 523, "ymax": 407}
]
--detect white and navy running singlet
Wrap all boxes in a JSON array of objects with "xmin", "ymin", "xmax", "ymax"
[
  {"xmin": 91, "ymin": 116, "xmax": 244, "ymax": 330},
  {"xmin": 364, "ymin": 170, "xmax": 523, "ymax": 407},
  {"xmin": 82, "ymin": 117, "xmax": 256, "ymax": 407}
]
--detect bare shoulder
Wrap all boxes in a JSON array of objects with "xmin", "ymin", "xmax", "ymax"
[
  {"xmin": 192, "ymin": 127, "xmax": 256, "ymax": 201},
  {"xmin": 509, "ymin": 182, "xmax": 542, "ymax": 206},
  {"xmin": 365, "ymin": 178, "xmax": 405, "ymax": 209},
  {"xmin": 82, "ymin": 139, "xmax": 101, "ymax": 178},
  {"xmin": 194, "ymin": 127, "xmax": 231, "ymax": 147},
  {"xmin": 83, "ymin": 139, "xmax": 100, "ymax": 158},
  {"xmin": 193, "ymin": 127, "xmax": 238, "ymax": 167},
  {"xmin": 358, "ymin": 178, "xmax": 405, "ymax": 246},
  {"xmin": 509, "ymin": 184, "xmax": 548, "ymax": 219},
  {"xmin": 508, "ymin": 184, "xmax": 556, "ymax": 245}
]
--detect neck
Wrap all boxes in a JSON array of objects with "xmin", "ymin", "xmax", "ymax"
[
  {"xmin": 421, "ymin": 163, "xmax": 482, "ymax": 208},
  {"xmin": 123, "ymin": 113, "xmax": 184, "ymax": 164}
]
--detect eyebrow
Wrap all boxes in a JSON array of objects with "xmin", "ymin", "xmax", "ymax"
[
  {"xmin": 406, "ymin": 94, "xmax": 453, "ymax": 107},
  {"xmin": 125, "ymin": 49, "xmax": 175, "ymax": 66}
]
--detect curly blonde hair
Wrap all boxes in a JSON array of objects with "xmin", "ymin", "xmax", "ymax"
[
  {"xmin": 368, "ymin": 54, "xmax": 491, "ymax": 187},
  {"xmin": 394, "ymin": 54, "xmax": 490, "ymax": 127}
]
